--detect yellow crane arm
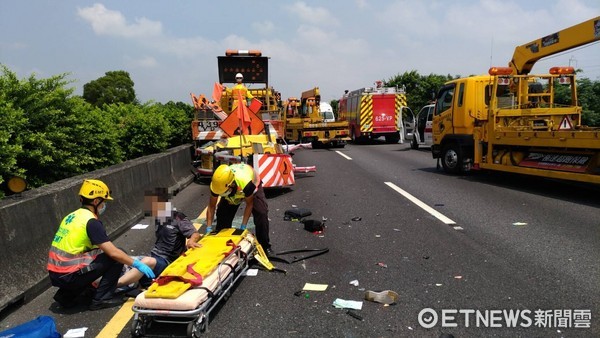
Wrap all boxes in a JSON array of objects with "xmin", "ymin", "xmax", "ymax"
[{"xmin": 509, "ymin": 16, "xmax": 600, "ymax": 75}]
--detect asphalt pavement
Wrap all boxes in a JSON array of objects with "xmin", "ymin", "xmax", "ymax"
[{"xmin": 1, "ymin": 141, "xmax": 598, "ymax": 337}]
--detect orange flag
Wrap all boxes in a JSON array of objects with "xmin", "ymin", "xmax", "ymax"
[
  {"xmin": 212, "ymin": 82, "xmax": 224, "ymax": 102},
  {"xmin": 235, "ymin": 90, "xmax": 252, "ymax": 135}
]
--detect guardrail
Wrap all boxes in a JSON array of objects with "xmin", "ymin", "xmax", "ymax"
[{"xmin": 0, "ymin": 144, "xmax": 195, "ymax": 313}]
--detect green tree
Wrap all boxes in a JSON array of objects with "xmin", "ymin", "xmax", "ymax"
[
  {"xmin": 385, "ymin": 71, "xmax": 455, "ymax": 113},
  {"xmin": 553, "ymin": 76, "xmax": 600, "ymax": 127},
  {"xmin": 83, "ymin": 70, "xmax": 137, "ymax": 107},
  {"xmin": 105, "ymin": 103, "xmax": 173, "ymax": 158},
  {"xmin": 577, "ymin": 77, "xmax": 600, "ymax": 126},
  {"xmin": 0, "ymin": 100, "xmax": 27, "ymax": 197},
  {"xmin": 155, "ymin": 101, "xmax": 195, "ymax": 147}
]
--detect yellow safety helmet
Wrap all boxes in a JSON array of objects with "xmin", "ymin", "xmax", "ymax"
[
  {"xmin": 79, "ymin": 179, "xmax": 113, "ymax": 200},
  {"xmin": 210, "ymin": 165, "xmax": 235, "ymax": 195}
]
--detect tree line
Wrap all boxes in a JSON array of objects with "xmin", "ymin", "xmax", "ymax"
[
  {"xmin": 0, "ymin": 66, "xmax": 193, "ymax": 198},
  {"xmin": 1, "ymin": 65, "xmax": 598, "ymax": 197}
]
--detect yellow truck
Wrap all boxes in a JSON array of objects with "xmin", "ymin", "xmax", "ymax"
[
  {"xmin": 282, "ymin": 87, "xmax": 350, "ymax": 148},
  {"xmin": 191, "ymin": 50, "xmax": 305, "ymax": 188},
  {"xmin": 432, "ymin": 16, "xmax": 600, "ymax": 184}
]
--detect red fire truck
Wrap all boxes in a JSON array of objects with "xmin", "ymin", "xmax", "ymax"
[{"xmin": 338, "ymin": 84, "xmax": 407, "ymax": 143}]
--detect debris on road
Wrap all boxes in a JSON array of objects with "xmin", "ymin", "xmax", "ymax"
[{"xmin": 332, "ymin": 298, "xmax": 363, "ymax": 310}]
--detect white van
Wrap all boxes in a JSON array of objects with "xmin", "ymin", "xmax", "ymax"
[
  {"xmin": 411, "ymin": 104, "xmax": 434, "ymax": 149},
  {"xmin": 320, "ymin": 102, "xmax": 335, "ymax": 122}
]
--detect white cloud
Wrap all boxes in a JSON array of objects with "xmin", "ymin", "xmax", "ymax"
[
  {"xmin": 77, "ymin": 3, "xmax": 162, "ymax": 38},
  {"xmin": 286, "ymin": 1, "xmax": 339, "ymax": 26},
  {"xmin": 252, "ymin": 21, "xmax": 275, "ymax": 35},
  {"xmin": 124, "ymin": 55, "xmax": 158, "ymax": 68}
]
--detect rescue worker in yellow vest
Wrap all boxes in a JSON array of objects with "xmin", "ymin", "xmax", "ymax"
[
  {"xmin": 187, "ymin": 163, "xmax": 272, "ymax": 254},
  {"xmin": 47, "ymin": 179, "xmax": 155, "ymax": 310},
  {"xmin": 225, "ymin": 72, "xmax": 254, "ymax": 111}
]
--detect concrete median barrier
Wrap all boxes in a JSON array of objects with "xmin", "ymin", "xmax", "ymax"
[{"xmin": 0, "ymin": 144, "xmax": 195, "ymax": 313}]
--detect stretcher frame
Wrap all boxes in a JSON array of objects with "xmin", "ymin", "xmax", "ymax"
[{"xmin": 131, "ymin": 238, "xmax": 254, "ymax": 338}]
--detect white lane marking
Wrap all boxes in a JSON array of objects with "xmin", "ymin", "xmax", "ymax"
[
  {"xmin": 384, "ymin": 182, "xmax": 456, "ymax": 225},
  {"xmin": 335, "ymin": 151, "xmax": 352, "ymax": 160}
]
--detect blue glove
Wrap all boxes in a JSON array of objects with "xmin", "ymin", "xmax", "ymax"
[
  {"xmin": 240, "ymin": 224, "xmax": 247, "ymax": 230},
  {"xmin": 205, "ymin": 226, "xmax": 213, "ymax": 234},
  {"xmin": 132, "ymin": 259, "xmax": 155, "ymax": 279}
]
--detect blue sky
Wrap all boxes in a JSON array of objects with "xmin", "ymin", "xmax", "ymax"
[{"xmin": 1, "ymin": 1, "xmax": 599, "ymax": 104}]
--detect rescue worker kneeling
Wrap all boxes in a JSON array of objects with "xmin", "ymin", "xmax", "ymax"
[
  {"xmin": 47, "ymin": 179, "xmax": 155, "ymax": 311},
  {"xmin": 187, "ymin": 163, "xmax": 272, "ymax": 254}
]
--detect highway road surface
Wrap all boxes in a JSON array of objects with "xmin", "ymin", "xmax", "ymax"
[{"xmin": 1, "ymin": 142, "xmax": 598, "ymax": 337}]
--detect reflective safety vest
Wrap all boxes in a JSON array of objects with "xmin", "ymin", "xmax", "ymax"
[
  {"xmin": 47, "ymin": 208, "xmax": 101, "ymax": 274},
  {"xmin": 231, "ymin": 84, "xmax": 254, "ymax": 99},
  {"xmin": 224, "ymin": 164, "xmax": 257, "ymax": 205}
]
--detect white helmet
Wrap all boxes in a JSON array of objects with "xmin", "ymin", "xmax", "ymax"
[{"xmin": 235, "ymin": 73, "xmax": 243, "ymax": 80}]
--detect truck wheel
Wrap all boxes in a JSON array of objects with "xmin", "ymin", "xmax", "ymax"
[
  {"xmin": 441, "ymin": 144, "xmax": 462, "ymax": 174},
  {"xmin": 411, "ymin": 136, "xmax": 419, "ymax": 150}
]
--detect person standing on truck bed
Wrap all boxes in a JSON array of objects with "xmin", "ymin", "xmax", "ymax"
[
  {"xmin": 225, "ymin": 72, "xmax": 254, "ymax": 109},
  {"xmin": 47, "ymin": 179, "xmax": 155, "ymax": 311}
]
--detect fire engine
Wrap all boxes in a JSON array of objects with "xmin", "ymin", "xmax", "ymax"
[
  {"xmin": 338, "ymin": 82, "xmax": 408, "ymax": 143},
  {"xmin": 432, "ymin": 16, "xmax": 600, "ymax": 184}
]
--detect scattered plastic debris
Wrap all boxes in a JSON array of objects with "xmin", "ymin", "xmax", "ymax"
[
  {"xmin": 408, "ymin": 326, "xmax": 413, "ymax": 330},
  {"xmin": 346, "ymin": 310, "xmax": 363, "ymax": 321},
  {"xmin": 375, "ymin": 234, "xmax": 381, "ymax": 238},
  {"xmin": 453, "ymin": 226, "xmax": 464, "ymax": 231},
  {"xmin": 423, "ymin": 255, "xmax": 430, "ymax": 259},
  {"xmin": 244, "ymin": 269, "xmax": 258, "ymax": 276},
  {"xmin": 364, "ymin": 290, "xmax": 399, "ymax": 305},
  {"xmin": 376, "ymin": 262, "xmax": 388, "ymax": 268},
  {"xmin": 333, "ymin": 298, "xmax": 363, "ymax": 310},
  {"xmin": 349, "ymin": 279, "xmax": 359, "ymax": 286},
  {"xmin": 436, "ymin": 283, "xmax": 442, "ymax": 287},
  {"xmin": 512, "ymin": 222, "xmax": 528, "ymax": 226},
  {"xmin": 434, "ymin": 204, "xmax": 445, "ymax": 206},
  {"xmin": 393, "ymin": 228, "xmax": 400, "ymax": 231},
  {"xmin": 351, "ymin": 217, "xmax": 362, "ymax": 221},
  {"xmin": 454, "ymin": 275, "xmax": 462, "ymax": 279}
]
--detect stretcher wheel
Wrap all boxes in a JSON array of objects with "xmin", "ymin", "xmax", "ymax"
[
  {"xmin": 187, "ymin": 319, "xmax": 205, "ymax": 338},
  {"xmin": 131, "ymin": 317, "xmax": 146, "ymax": 338}
]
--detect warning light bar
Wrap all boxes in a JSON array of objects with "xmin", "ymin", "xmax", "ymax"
[
  {"xmin": 549, "ymin": 66, "xmax": 575, "ymax": 75},
  {"xmin": 488, "ymin": 67, "xmax": 513, "ymax": 76},
  {"xmin": 225, "ymin": 49, "xmax": 262, "ymax": 56}
]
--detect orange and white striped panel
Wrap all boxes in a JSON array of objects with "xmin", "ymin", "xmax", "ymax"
[
  {"xmin": 197, "ymin": 130, "xmax": 226, "ymax": 141},
  {"xmin": 254, "ymin": 154, "xmax": 295, "ymax": 188}
]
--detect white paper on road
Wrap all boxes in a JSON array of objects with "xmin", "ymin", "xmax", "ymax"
[
  {"xmin": 131, "ymin": 223, "xmax": 149, "ymax": 229},
  {"xmin": 333, "ymin": 298, "xmax": 363, "ymax": 310},
  {"xmin": 64, "ymin": 327, "xmax": 88, "ymax": 338},
  {"xmin": 303, "ymin": 283, "xmax": 328, "ymax": 291}
]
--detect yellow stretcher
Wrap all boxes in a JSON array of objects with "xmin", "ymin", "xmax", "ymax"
[{"xmin": 131, "ymin": 228, "xmax": 263, "ymax": 337}]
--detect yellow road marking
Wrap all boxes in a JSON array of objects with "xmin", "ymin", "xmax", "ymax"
[
  {"xmin": 96, "ymin": 298, "xmax": 135, "ymax": 338},
  {"xmin": 99, "ymin": 207, "xmax": 208, "ymax": 336}
]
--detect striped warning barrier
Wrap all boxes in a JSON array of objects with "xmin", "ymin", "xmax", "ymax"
[{"xmin": 254, "ymin": 154, "xmax": 295, "ymax": 188}]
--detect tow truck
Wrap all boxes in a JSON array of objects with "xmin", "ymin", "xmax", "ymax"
[
  {"xmin": 281, "ymin": 87, "xmax": 350, "ymax": 148},
  {"xmin": 432, "ymin": 16, "xmax": 600, "ymax": 184}
]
